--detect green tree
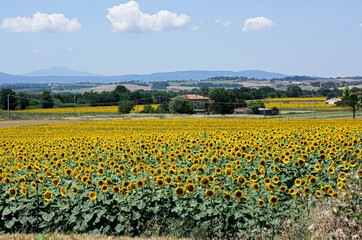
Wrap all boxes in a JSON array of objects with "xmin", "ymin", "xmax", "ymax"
[
  {"xmin": 0, "ymin": 88, "xmax": 17, "ymax": 110},
  {"xmin": 118, "ymin": 100, "xmax": 135, "ymax": 114},
  {"xmin": 286, "ymin": 85, "xmax": 302, "ymax": 97},
  {"xmin": 247, "ymin": 101, "xmax": 265, "ymax": 114},
  {"xmin": 41, "ymin": 91, "xmax": 54, "ymax": 108},
  {"xmin": 19, "ymin": 92, "xmax": 30, "ymax": 110},
  {"xmin": 169, "ymin": 96, "xmax": 194, "ymax": 114},
  {"xmin": 140, "ymin": 105, "xmax": 157, "ymax": 113},
  {"xmin": 340, "ymin": 87, "xmax": 361, "ymax": 119},
  {"xmin": 199, "ymin": 86, "xmax": 210, "ymax": 97},
  {"xmin": 209, "ymin": 88, "xmax": 236, "ymax": 114}
]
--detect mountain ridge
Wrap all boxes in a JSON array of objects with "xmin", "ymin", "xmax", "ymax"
[{"xmin": 0, "ymin": 68, "xmax": 291, "ymax": 84}]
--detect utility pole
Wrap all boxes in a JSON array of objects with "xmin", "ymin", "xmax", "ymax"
[
  {"xmin": 159, "ymin": 96, "xmax": 161, "ymax": 119},
  {"xmin": 263, "ymin": 95, "xmax": 265, "ymax": 118},
  {"xmin": 74, "ymin": 95, "xmax": 77, "ymax": 117},
  {"xmin": 313, "ymin": 94, "xmax": 315, "ymax": 119},
  {"xmin": 7, "ymin": 94, "xmax": 10, "ymax": 120}
]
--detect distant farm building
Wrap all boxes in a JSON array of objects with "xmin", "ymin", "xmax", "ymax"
[
  {"xmin": 172, "ymin": 94, "xmax": 211, "ymax": 114},
  {"xmin": 324, "ymin": 98, "xmax": 342, "ymax": 105},
  {"xmin": 258, "ymin": 108, "xmax": 276, "ymax": 115}
]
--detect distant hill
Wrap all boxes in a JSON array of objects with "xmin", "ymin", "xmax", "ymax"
[
  {"xmin": 24, "ymin": 66, "xmax": 103, "ymax": 77},
  {"xmin": 0, "ymin": 69, "xmax": 289, "ymax": 84}
]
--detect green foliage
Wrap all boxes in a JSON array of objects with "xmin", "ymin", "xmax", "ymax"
[
  {"xmin": 0, "ymin": 88, "xmax": 17, "ymax": 110},
  {"xmin": 286, "ymin": 85, "xmax": 302, "ymax": 97},
  {"xmin": 340, "ymin": 87, "xmax": 361, "ymax": 119},
  {"xmin": 41, "ymin": 91, "xmax": 54, "ymax": 109},
  {"xmin": 209, "ymin": 88, "xmax": 236, "ymax": 114},
  {"xmin": 152, "ymin": 81, "xmax": 170, "ymax": 89},
  {"xmin": 168, "ymin": 96, "xmax": 194, "ymax": 114},
  {"xmin": 118, "ymin": 101, "xmax": 135, "ymax": 114},
  {"xmin": 247, "ymin": 101, "xmax": 265, "ymax": 114},
  {"xmin": 140, "ymin": 105, "xmax": 157, "ymax": 113}
]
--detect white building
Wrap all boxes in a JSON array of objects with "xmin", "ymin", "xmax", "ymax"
[{"xmin": 324, "ymin": 98, "xmax": 342, "ymax": 105}]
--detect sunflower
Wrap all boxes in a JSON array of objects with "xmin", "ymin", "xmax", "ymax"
[
  {"xmin": 205, "ymin": 189, "xmax": 215, "ymax": 198},
  {"xmin": 38, "ymin": 175, "xmax": 46, "ymax": 183},
  {"xmin": 101, "ymin": 185, "xmax": 109, "ymax": 193},
  {"xmin": 274, "ymin": 166, "xmax": 281, "ymax": 173},
  {"xmin": 60, "ymin": 187, "xmax": 67, "ymax": 197},
  {"xmin": 211, "ymin": 155, "xmax": 218, "ymax": 164},
  {"xmin": 9, "ymin": 188, "xmax": 17, "ymax": 197},
  {"xmin": 214, "ymin": 167, "xmax": 223, "ymax": 176},
  {"xmin": 338, "ymin": 172, "xmax": 347, "ymax": 181},
  {"xmin": 70, "ymin": 186, "xmax": 79, "ymax": 195},
  {"xmin": 303, "ymin": 187, "xmax": 311, "ymax": 194},
  {"xmin": 234, "ymin": 190, "xmax": 243, "ymax": 199},
  {"xmin": 264, "ymin": 178, "xmax": 271, "ymax": 184},
  {"xmin": 309, "ymin": 176, "xmax": 317, "ymax": 185},
  {"xmin": 272, "ymin": 176, "xmax": 279, "ymax": 184},
  {"xmin": 52, "ymin": 179, "xmax": 60, "ymax": 187},
  {"xmin": 315, "ymin": 190, "xmax": 323, "ymax": 198},
  {"xmin": 185, "ymin": 184, "xmax": 195, "ymax": 194},
  {"xmin": 31, "ymin": 182, "xmax": 37, "ymax": 190},
  {"xmin": 289, "ymin": 188, "xmax": 296, "ymax": 195},
  {"xmin": 327, "ymin": 167, "xmax": 334, "ymax": 174},
  {"xmin": 136, "ymin": 180, "xmax": 145, "ymax": 187},
  {"xmin": 201, "ymin": 177, "xmax": 210, "ymax": 187},
  {"xmin": 327, "ymin": 189, "xmax": 334, "ymax": 196},
  {"xmin": 225, "ymin": 168, "xmax": 233, "ymax": 177},
  {"xmin": 156, "ymin": 179, "xmax": 165, "ymax": 187},
  {"xmin": 105, "ymin": 178, "xmax": 113, "ymax": 186},
  {"xmin": 269, "ymin": 196, "xmax": 279, "ymax": 205},
  {"xmin": 279, "ymin": 186, "xmax": 287, "ymax": 192},
  {"xmin": 175, "ymin": 187, "xmax": 185, "ymax": 196},
  {"xmin": 21, "ymin": 187, "xmax": 28, "ymax": 196},
  {"xmin": 44, "ymin": 191, "xmax": 53, "ymax": 202},
  {"xmin": 97, "ymin": 179, "xmax": 105, "ymax": 187},
  {"xmin": 112, "ymin": 185, "xmax": 120, "ymax": 193},
  {"xmin": 251, "ymin": 183, "xmax": 260, "ymax": 191},
  {"xmin": 89, "ymin": 191, "xmax": 97, "ymax": 200},
  {"xmin": 223, "ymin": 191, "xmax": 232, "ymax": 200},
  {"xmin": 258, "ymin": 200, "xmax": 264, "ymax": 206},
  {"xmin": 237, "ymin": 176, "xmax": 246, "ymax": 185},
  {"xmin": 250, "ymin": 173, "xmax": 258, "ymax": 182}
]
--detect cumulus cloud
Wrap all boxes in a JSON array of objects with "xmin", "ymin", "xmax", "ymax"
[
  {"xmin": 360, "ymin": 23, "xmax": 362, "ymax": 27},
  {"xmin": 66, "ymin": 48, "xmax": 74, "ymax": 52},
  {"xmin": 215, "ymin": 19, "xmax": 231, "ymax": 28},
  {"xmin": 0, "ymin": 12, "xmax": 81, "ymax": 33},
  {"xmin": 32, "ymin": 49, "xmax": 40, "ymax": 54},
  {"xmin": 106, "ymin": 1, "xmax": 190, "ymax": 32},
  {"xmin": 242, "ymin": 16, "xmax": 274, "ymax": 32}
]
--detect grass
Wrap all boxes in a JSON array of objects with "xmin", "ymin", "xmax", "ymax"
[{"xmin": 0, "ymin": 109, "xmax": 361, "ymax": 122}]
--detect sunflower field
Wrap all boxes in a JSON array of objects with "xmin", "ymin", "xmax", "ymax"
[{"xmin": 0, "ymin": 119, "xmax": 361, "ymax": 238}]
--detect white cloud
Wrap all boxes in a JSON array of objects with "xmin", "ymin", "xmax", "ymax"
[
  {"xmin": 215, "ymin": 19, "xmax": 231, "ymax": 28},
  {"xmin": 360, "ymin": 23, "xmax": 362, "ymax": 27},
  {"xmin": 106, "ymin": 1, "xmax": 190, "ymax": 32},
  {"xmin": 0, "ymin": 12, "xmax": 81, "ymax": 33},
  {"xmin": 32, "ymin": 49, "xmax": 40, "ymax": 54},
  {"xmin": 191, "ymin": 26, "xmax": 199, "ymax": 31},
  {"xmin": 66, "ymin": 48, "xmax": 74, "ymax": 52},
  {"xmin": 242, "ymin": 16, "xmax": 274, "ymax": 32}
]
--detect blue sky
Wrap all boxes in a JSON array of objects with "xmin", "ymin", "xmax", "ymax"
[{"xmin": 0, "ymin": 0, "xmax": 361, "ymax": 77}]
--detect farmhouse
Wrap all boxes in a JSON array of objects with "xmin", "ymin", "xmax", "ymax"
[
  {"xmin": 324, "ymin": 98, "xmax": 342, "ymax": 105},
  {"xmin": 180, "ymin": 94, "xmax": 210, "ymax": 108}
]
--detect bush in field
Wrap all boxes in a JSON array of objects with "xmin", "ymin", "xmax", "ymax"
[{"xmin": 118, "ymin": 100, "xmax": 135, "ymax": 114}]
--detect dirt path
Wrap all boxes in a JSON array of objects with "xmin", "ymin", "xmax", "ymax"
[{"xmin": 0, "ymin": 119, "xmax": 84, "ymax": 128}]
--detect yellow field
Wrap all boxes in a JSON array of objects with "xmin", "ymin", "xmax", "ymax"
[
  {"xmin": 11, "ymin": 104, "xmax": 159, "ymax": 114},
  {"xmin": 0, "ymin": 119, "xmax": 360, "ymax": 236}
]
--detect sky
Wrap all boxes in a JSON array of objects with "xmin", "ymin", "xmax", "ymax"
[{"xmin": 0, "ymin": 0, "xmax": 361, "ymax": 77}]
